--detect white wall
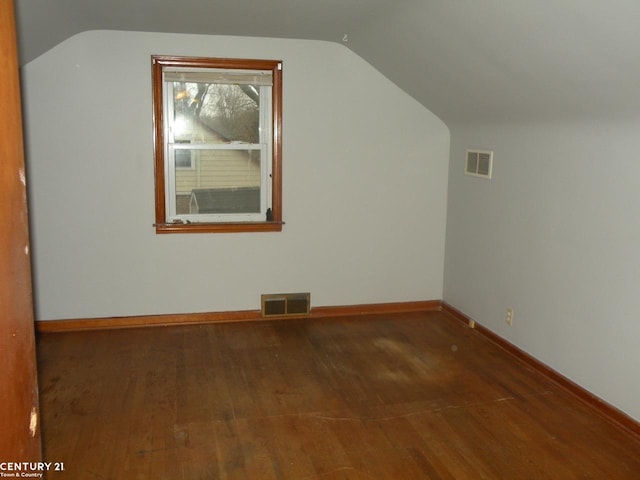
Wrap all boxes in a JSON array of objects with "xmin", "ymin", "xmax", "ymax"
[
  {"xmin": 444, "ymin": 118, "xmax": 640, "ymax": 421},
  {"xmin": 22, "ymin": 30, "xmax": 450, "ymax": 321}
]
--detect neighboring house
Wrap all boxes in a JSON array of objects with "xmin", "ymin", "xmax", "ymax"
[{"xmin": 174, "ymin": 117, "xmax": 261, "ymax": 214}]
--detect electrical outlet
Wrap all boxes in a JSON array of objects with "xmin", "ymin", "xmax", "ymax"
[{"xmin": 506, "ymin": 307, "xmax": 514, "ymax": 326}]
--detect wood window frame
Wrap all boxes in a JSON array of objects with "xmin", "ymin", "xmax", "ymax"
[{"xmin": 151, "ymin": 55, "xmax": 283, "ymax": 234}]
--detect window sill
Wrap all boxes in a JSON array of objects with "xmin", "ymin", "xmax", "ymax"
[{"xmin": 154, "ymin": 221, "xmax": 284, "ymax": 234}]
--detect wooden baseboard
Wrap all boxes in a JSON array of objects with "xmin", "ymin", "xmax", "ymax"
[
  {"xmin": 34, "ymin": 309, "xmax": 263, "ymax": 333},
  {"xmin": 310, "ymin": 300, "xmax": 442, "ymax": 318},
  {"xmin": 35, "ymin": 300, "xmax": 443, "ymax": 333},
  {"xmin": 441, "ymin": 302, "xmax": 640, "ymax": 438}
]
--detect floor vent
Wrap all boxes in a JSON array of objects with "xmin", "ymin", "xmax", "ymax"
[
  {"xmin": 465, "ymin": 150, "xmax": 493, "ymax": 179},
  {"xmin": 261, "ymin": 292, "xmax": 310, "ymax": 318}
]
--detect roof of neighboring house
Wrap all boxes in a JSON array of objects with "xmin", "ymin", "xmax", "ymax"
[
  {"xmin": 189, "ymin": 187, "xmax": 260, "ymax": 214},
  {"xmin": 175, "ymin": 116, "xmax": 230, "ymax": 144}
]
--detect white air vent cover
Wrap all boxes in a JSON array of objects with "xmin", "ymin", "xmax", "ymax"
[{"xmin": 465, "ymin": 150, "xmax": 493, "ymax": 179}]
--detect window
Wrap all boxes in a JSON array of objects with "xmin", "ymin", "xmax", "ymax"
[
  {"xmin": 174, "ymin": 140, "xmax": 194, "ymax": 169},
  {"xmin": 152, "ymin": 56, "xmax": 283, "ymax": 233}
]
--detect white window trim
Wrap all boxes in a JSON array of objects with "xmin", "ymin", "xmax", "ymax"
[{"xmin": 162, "ymin": 70, "xmax": 273, "ymax": 224}]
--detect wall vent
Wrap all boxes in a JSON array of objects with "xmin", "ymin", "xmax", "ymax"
[
  {"xmin": 261, "ymin": 292, "xmax": 310, "ymax": 318},
  {"xmin": 465, "ymin": 150, "xmax": 493, "ymax": 179}
]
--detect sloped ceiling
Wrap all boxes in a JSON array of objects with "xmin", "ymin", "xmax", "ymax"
[{"xmin": 15, "ymin": 0, "xmax": 640, "ymax": 124}]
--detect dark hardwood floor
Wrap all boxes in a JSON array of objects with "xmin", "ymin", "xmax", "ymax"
[{"xmin": 36, "ymin": 311, "xmax": 640, "ymax": 479}]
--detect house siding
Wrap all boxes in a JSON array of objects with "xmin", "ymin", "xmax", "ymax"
[{"xmin": 174, "ymin": 121, "xmax": 261, "ymax": 213}]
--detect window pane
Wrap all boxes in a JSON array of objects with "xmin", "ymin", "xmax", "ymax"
[
  {"xmin": 174, "ymin": 149, "xmax": 262, "ymax": 215},
  {"xmin": 171, "ymin": 82, "xmax": 260, "ymax": 144},
  {"xmin": 174, "ymin": 140, "xmax": 192, "ymax": 168},
  {"xmin": 175, "ymin": 149, "xmax": 192, "ymax": 168}
]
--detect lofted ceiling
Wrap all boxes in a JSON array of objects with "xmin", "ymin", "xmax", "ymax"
[{"xmin": 14, "ymin": 0, "xmax": 640, "ymax": 124}]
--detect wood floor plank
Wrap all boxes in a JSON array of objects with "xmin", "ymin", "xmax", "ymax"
[{"xmin": 37, "ymin": 311, "xmax": 640, "ymax": 479}]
